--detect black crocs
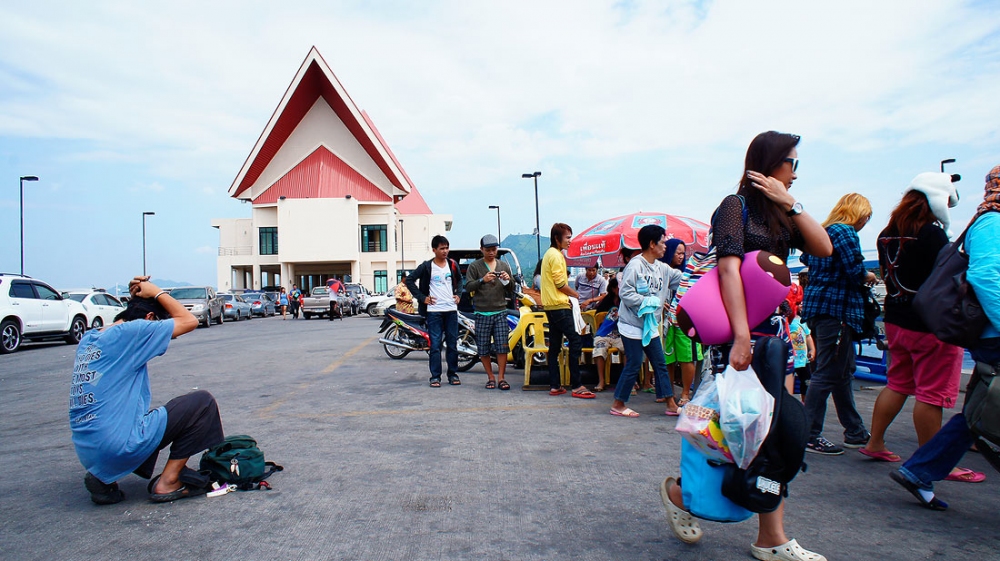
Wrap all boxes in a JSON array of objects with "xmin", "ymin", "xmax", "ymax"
[{"xmin": 85, "ymin": 472, "xmax": 125, "ymax": 505}]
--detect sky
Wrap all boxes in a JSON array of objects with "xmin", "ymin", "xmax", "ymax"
[{"xmin": 1, "ymin": 0, "xmax": 998, "ymax": 289}]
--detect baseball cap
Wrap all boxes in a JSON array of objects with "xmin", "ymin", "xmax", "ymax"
[{"xmin": 480, "ymin": 234, "xmax": 500, "ymax": 248}]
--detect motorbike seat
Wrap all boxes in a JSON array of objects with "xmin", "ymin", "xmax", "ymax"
[{"xmin": 389, "ymin": 309, "xmax": 426, "ymax": 325}]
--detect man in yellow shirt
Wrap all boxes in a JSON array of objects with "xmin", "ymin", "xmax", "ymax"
[{"xmin": 541, "ymin": 223, "xmax": 595, "ymax": 399}]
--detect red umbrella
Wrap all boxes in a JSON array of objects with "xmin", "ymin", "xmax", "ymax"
[{"xmin": 566, "ymin": 212, "xmax": 710, "ymax": 268}]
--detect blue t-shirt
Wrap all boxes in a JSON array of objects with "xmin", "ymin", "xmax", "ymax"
[
  {"xmin": 70, "ymin": 319, "xmax": 174, "ymax": 483},
  {"xmin": 967, "ymin": 212, "xmax": 1000, "ymax": 339}
]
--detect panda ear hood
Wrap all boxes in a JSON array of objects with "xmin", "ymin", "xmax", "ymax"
[{"xmin": 906, "ymin": 172, "xmax": 960, "ymax": 237}]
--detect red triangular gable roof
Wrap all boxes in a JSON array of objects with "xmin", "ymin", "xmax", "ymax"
[
  {"xmin": 252, "ymin": 147, "xmax": 392, "ymax": 204},
  {"xmin": 229, "ymin": 47, "xmax": 414, "ymax": 199},
  {"xmin": 395, "ymin": 184, "xmax": 433, "ymax": 214}
]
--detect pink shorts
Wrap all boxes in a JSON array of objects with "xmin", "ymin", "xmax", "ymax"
[{"xmin": 884, "ymin": 323, "xmax": 963, "ymax": 408}]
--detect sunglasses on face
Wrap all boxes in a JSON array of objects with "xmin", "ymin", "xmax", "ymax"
[{"xmin": 783, "ymin": 157, "xmax": 799, "ymax": 172}]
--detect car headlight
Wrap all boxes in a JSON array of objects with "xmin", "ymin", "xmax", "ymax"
[{"xmin": 191, "ymin": 304, "xmax": 205, "ymax": 312}]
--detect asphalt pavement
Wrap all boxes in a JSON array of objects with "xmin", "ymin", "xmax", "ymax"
[{"xmin": 1, "ymin": 313, "xmax": 997, "ymax": 561}]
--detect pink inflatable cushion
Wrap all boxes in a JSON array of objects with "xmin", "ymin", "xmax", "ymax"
[{"xmin": 675, "ymin": 250, "xmax": 791, "ymax": 345}]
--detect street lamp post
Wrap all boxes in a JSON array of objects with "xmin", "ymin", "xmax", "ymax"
[
  {"xmin": 142, "ymin": 212, "xmax": 155, "ymax": 276},
  {"xmin": 488, "ymin": 205, "xmax": 501, "ymax": 245},
  {"xmin": 19, "ymin": 175, "xmax": 38, "ymax": 275},
  {"xmin": 521, "ymin": 171, "xmax": 541, "ymax": 264}
]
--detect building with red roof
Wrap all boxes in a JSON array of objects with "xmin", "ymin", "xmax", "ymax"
[{"xmin": 212, "ymin": 47, "xmax": 452, "ymax": 293}]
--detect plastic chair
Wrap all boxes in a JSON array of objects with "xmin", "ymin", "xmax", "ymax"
[{"xmin": 521, "ymin": 312, "xmax": 551, "ymax": 389}]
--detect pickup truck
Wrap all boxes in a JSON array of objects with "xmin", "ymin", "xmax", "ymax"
[{"xmin": 301, "ymin": 286, "xmax": 351, "ymax": 319}]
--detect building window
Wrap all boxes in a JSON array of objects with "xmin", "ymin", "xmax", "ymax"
[
  {"xmin": 259, "ymin": 227, "xmax": 278, "ymax": 255},
  {"xmin": 374, "ymin": 270, "xmax": 388, "ymax": 293},
  {"xmin": 361, "ymin": 225, "xmax": 388, "ymax": 253}
]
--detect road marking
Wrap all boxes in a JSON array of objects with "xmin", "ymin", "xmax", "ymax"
[{"xmin": 257, "ymin": 334, "xmax": 379, "ymax": 418}]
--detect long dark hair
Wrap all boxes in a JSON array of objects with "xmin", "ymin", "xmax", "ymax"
[
  {"xmin": 887, "ymin": 190, "xmax": 937, "ymax": 238},
  {"xmin": 736, "ymin": 131, "xmax": 799, "ymax": 239}
]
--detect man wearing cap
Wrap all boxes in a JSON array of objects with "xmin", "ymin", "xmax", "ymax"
[
  {"xmin": 465, "ymin": 234, "xmax": 516, "ymax": 389},
  {"xmin": 70, "ymin": 276, "xmax": 224, "ymax": 505}
]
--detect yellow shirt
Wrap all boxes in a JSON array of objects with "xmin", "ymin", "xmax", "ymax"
[{"xmin": 541, "ymin": 247, "xmax": 571, "ymax": 310}]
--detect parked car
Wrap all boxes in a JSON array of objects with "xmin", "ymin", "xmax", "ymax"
[
  {"xmin": 242, "ymin": 292, "xmax": 276, "ymax": 317},
  {"xmin": 167, "ymin": 286, "xmax": 224, "ymax": 328},
  {"xmin": 301, "ymin": 286, "xmax": 350, "ymax": 319},
  {"xmin": 64, "ymin": 290, "xmax": 126, "ymax": 329},
  {"xmin": 220, "ymin": 293, "xmax": 253, "ymax": 322},
  {"xmin": 344, "ymin": 283, "xmax": 370, "ymax": 315},
  {"xmin": 370, "ymin": 297, "xmax": 396, "ymax": 317},
  {"xmin": 363, "ymin": 292, "xmax": 395, "ymax": 317},
  {"xmin": 1, "ymin": 273, "xmax": 89, "ymax": 353}
]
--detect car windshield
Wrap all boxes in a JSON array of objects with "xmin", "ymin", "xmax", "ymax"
[
  {"xmin": 347, "ymin": 286, "xmax": 360, "ymax": 295},
  {"xmin": 67, "ymin": 294, "xmax": 86, "ymax": 302},
  {"xmin": 170, "ymin": 288, "xmax": 208, "ymax": 299}
]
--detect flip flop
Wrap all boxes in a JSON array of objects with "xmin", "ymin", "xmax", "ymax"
[
  {"xmin": 641, "ymin": 388, "xmax": 656, "ymax": 393},
  {"xmin": 549, "ymin": 388, "xmax": 567, "ymax": 396},
  {"xmin": 485, "ymin": 380, "xmax": 497, "ymax": 389},
  {"xmin": 677, "ymin": 397, "xmax": 691, "ymax": 407},
  {"xmin": 664, "ymin": 409, "xmax": 680, "ymax": 417},
  {"xmin": 859, "ymin": 448, "xmax": 901, "ymax": 462},
  {"xmin": 572, "ymin": 389, "xmax": 596, "ymax": 399},
  {"xmin": 610, "ymin": 408, "xmax": 639, "ymax": 417},
  {"xmin": 498, "ymin": 380, "xmax": 511, "ymax": 391},
  {"xmin": 594, "ymin": 386, "xmax": 606, "ymax": 392},
  {"xmin": 945, "ymin": 467, "xmax": 986, "ymax": 483},
  {"xmin": 149, "ymin": 484, "xmax": 208, "ymax": 503}
]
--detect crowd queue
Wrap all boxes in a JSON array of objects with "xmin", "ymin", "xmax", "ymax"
[{"xmin": 67, "ymin": 130, "xmax": 1000, "ymax": 561}]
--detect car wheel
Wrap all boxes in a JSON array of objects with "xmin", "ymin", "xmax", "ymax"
[
  {"xmin": 215, "ymin": 311, "xmax": 224, "ymax": 325},
  {"xmin": 366, "ymin": 305, "xmax": 378, "ymax": 318},
  {"xmin": 91, "ymin": 317, "xmax": 104, "ymax": 330},
  {"xmin": 0, "ymin": 319, "xmax": 22, "ymax": 354},
  {"xmin": 64, "ymin": 316, "xmax": 87, "ymax": 345},
  {"xmin": 202, "ymin": 313, "xmax": 211, "ymax": 328}
]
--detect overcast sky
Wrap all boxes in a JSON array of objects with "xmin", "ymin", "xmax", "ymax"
[{"xmin": 1, "ymin": 0, "xmax": 998, "ymax": 289}]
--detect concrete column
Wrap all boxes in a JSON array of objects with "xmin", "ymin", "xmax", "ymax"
[{"xmin": 252, "ymin": 264, "xmax": 261, "ymax": 290}]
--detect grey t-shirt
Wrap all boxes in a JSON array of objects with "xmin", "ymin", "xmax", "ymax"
[{"xmin": 617, "ymin": 256, "xmax": 681, "ymax": 339}]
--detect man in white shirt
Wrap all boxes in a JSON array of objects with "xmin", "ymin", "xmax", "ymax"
[{"xmin": 405, "ymin": 236, "xmax": 463, "ymax": 387}]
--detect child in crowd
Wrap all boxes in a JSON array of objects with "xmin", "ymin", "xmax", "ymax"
[{"xmin": 786, "ymin": 302, "xmax": 815, "ymax": 401}]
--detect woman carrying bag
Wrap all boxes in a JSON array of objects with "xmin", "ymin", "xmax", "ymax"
[{"xmin": 660, "ymin": 131, "xmax": 833, "ymax": 561}]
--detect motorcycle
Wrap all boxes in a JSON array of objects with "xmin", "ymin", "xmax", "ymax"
[{"xmin": 377, "ymin": 307, "xmax": 479, "ymax": 372}]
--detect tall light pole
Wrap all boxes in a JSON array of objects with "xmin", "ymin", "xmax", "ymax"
[
  {"xmin": 521, "ymin": 171, "xmax": 541, "ymax": 264},
  {"xmin": 488, "ymin": 205, "xmax": 501, "ymax": 245},
  {"xmin": 142, "ymin": 212, "xmax": 155, "ymax": 276},
  {"xmin": 19, "ymin": 175, "xmax": 38, "ymax": 275}
]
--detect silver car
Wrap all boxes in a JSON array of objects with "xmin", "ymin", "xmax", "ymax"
[
  {"xmin": 220, "ymin": 293, "xmax": 253, "ymax": 322},
  {"xmin": 168, "ymin": 286, "xmax": 224, "ymax": 327}
]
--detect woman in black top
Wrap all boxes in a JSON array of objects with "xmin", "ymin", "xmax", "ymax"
[
  {"xmin": 861, "ymin": 190, "xmax": 969, "ymax": 475},
  {"xmin": 662, "ymin": 131, "xmax": 833, "ymax": 561}
]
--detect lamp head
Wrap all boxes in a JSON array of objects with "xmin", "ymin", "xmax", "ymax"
[
  {"xmin": 489, "ymin": 205, "xmax": 499, "ymax": 209},
  {"xmin": 20, "ymin": 176, "xmax": 38, "ymax": 182},
  {"xmin": 143, "ymin": 211, "xmax": 155, "ymax": 216}
]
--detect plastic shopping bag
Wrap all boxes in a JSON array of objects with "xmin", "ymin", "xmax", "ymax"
[
  {"xmin": 675, "ymin": 373, "xmax": 734, "ymax": 464},
  {"xmin": 716, "ymin": 365, "xmax": 775, "ymax": 469}
]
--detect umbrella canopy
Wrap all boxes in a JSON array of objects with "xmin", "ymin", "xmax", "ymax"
[{"xmin": 566, "ymin": 212, "xmax": 711, "ymax": 268}]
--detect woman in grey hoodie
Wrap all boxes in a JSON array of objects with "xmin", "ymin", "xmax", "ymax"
[{"xmin": 610, "ymin": 224, "xmax": 682, "ymax": 417}]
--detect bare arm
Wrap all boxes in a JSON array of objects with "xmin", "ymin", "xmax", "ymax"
[
  {"xmin": 747, "ymin": 171, "xmax": 833, "ymax": 257},
  {"xmin": 559, "ymin": 284, "xmax": 579, "ymax": 298},
  {"xmin": 129, "ymin": 276, "xmax": 198, "ymax": 338},
  {"xmin": 718, "ymin": 255, "xmax": 752, "ymax": 370}
]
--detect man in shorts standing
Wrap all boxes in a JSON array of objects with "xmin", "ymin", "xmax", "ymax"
[
  {"xmin": 70, "ymin": 276, "xmax": 225, "ymax": 504},
  {"xmin": 465, "ymin": 234, "xmax": 515, "ymax": 390}
]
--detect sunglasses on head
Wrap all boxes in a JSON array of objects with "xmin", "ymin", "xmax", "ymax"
[{"xmin": 783, "ymin": 157, "xmax": 799, "ymax": 172}]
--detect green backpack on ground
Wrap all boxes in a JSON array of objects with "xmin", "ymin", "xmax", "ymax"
[{"xmin": 200, "ymin": 435, "xmax": 283, "ymax": 490}]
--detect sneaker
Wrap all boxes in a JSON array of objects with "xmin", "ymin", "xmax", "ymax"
[
  {"xmin": 843, "ymin": 431, "xmax": 871, "ymax": 449},
  {"xmin": 806, "ymin": 437, "xmax": 844, "ymax": 456}
]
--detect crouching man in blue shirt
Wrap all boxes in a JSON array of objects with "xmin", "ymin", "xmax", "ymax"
[{"xmin": 70, "ymin": 276, "xmax": 224, "ymax": 504}]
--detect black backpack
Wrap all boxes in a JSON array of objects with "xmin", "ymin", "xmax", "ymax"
[
  {"xmin": 964, "ymin": 362, "xmax": 1000, "ymax": 473},
  {"xmin": 721, "ymin": 337, "xmax": 808, "ymax": 512},
  {"xmin": 853, "ymin": 288, "xmax": 882, "ymax": 342}
]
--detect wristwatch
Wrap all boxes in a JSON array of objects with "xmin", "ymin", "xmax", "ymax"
[{"xmin": 786, "ymin": 202, "xmax": 804, "ymax": 217}]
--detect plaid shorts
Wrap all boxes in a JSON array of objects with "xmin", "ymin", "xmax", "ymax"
[{"xmin": 474, "ymin": 312, "xmax": 511, "ymax": 356}]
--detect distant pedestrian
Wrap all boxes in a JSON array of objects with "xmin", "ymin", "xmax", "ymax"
[
  {"xmin": 289, "ymin": 284, "xmax": 302, "ymax": 319},
  {"xmin": 800, "ymin": 193, "xmax": 876, "ymax": 456},
  {"xmin": 406, "ymin": 235, "xmax": 463, "ymax": 387},
  {"xmin": 592, "ymin": 277, "xmax": 622, "ymax": 393},
  {"xmin": 541, "ymin": 223, "xmax": 595, "ymax": 399},
  {"xmin": 393, "ymin": 280, "xmax": 416, "ymax": 314},
  {"xmin": 278, "ymin": 287, "xmax": 288, "ymax": 319},
  {"xmin": 786, "ymin": 303, "xmax": 815, "ymax": 400},
  {"xmin": 575, "ymin": 266, "xmax": 608, "ymax": 311},
  {"xmin": 465, "ymin": 234, "xmax": 515, "ymax": 390},
  {"xmin": 661, "ymin": 239, "xmax": 702, "ymax": 406},
  {"xmin": 327, "ymin": 277, "xmax": 344, "ymax": 321}
]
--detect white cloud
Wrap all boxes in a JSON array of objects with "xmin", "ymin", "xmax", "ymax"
[{"xmin": 194, "ymin": 245, "xmax": 214, "ymax": 254}]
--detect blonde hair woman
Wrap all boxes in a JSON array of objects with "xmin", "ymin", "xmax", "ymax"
[{"xmin": 799, "ymin": 193, "xmax": 878, "ymax": 456}]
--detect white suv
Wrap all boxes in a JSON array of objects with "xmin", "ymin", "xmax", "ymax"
[
  {"xmin": 0, "ymin": 273, "xmax": 89, "ymax": 354},
  {"xmin": 64, "ymin": 290, "xmax": 127, "ymax": 329}
]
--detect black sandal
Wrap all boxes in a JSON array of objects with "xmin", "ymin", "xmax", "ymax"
[
  {"xmin": 485, "ymin": 380, "xmax": 497, "ymax": 389},
  {"xmin": 498, "ymin": 380, "xmax": 511, "ymax": 390},
  {"xmin": 448, "ymin": 377, "xmax": 462, "ymax": 385},
  {"xmin": 430, "ymin": 379, "xmax": 441, "ymax": 387}
]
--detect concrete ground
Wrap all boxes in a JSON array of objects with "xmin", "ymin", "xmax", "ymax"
[{"xmin": 1, "ymin": 314, "xmax": 997, "ymax": 561}]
